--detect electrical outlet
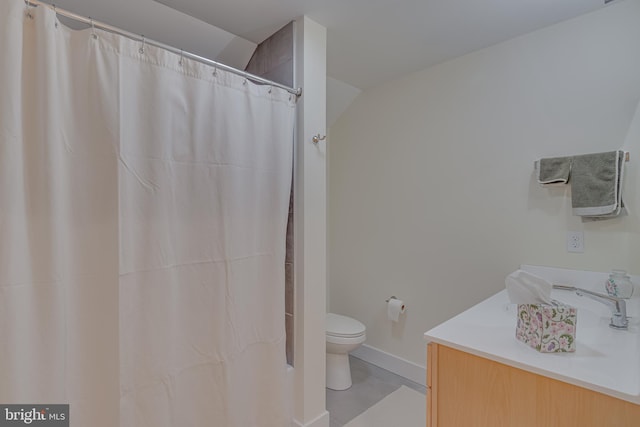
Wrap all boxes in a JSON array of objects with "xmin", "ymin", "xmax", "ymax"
[{"xmin": 567, "ymin": 231, "xmax": 584, "ymax": 253}]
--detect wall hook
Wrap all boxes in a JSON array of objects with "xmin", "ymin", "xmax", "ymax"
[{"xmin": 312, "ymin": 134, "xmax": 326, "ymax": 143}]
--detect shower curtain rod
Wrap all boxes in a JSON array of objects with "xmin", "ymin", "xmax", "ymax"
[{"xmin": 25, "ymin": 0, "xmax": 302, "ymax": 97}]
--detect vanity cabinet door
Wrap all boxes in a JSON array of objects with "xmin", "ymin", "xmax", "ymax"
[{"xmin": 427, "ymin": 343, "xmax": 640, "ymax": 427}]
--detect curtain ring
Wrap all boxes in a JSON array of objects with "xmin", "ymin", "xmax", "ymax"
[
  {"xmin": 179, "ymin": 49, "xmax": 184, "ymax": 67},
  {"xmin": 212, "ymin": 67, "xmax": 217, "ymax": 77},
  {"xmin": 90, "ymin": 18, "xmax": 97, "ymax": 39},
  {"xmin": 243, "ymin": 78, "xmax": 248, "ymax": 86},
  {"xmin": 139, "ymin": 36, "xmax": 146, "ymax": 54},
  {"xmin": 25, "ymin": 1, "xmax": 34, "ymax": 19},
  {"xmin": 268, "ymin": 85, "xmax": 273, "ymax": 94},
  {"xmin": 53, "ymin": 4, "xmax": 58, "ymax": 28}
]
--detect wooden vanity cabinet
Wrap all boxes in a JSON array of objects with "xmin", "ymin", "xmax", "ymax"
[{"xmin": 427, "ymin": 343, "xmax": 640, "ymax": 427}]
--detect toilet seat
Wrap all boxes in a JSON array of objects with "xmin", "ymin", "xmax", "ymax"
[{"xmin": 326, "ymin": 313, "xmax": 366, "ymax": 338}]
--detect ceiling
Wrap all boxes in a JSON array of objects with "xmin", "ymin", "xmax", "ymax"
[
  {"xmin": 40, "ymin": 0, "xmax": 612, "ymax": 91},
  {"xmin": 152, "ymin": 0, "xmax": 610, "ymax": 89}
]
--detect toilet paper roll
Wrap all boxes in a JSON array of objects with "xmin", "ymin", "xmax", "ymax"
[{"xmin": 387, "ymin": 298, "xmax": 406, "ymax": 322}]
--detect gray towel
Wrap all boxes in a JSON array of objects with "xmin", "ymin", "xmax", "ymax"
[
  {"xmin": 537, "ymin": 156, "xmax": 571, "ymax": 185},
  {"xmin": 571, "ymin": 150, "xmax": 625, "ymax": 218}
]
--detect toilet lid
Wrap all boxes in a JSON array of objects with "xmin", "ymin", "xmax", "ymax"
[{"xmin": 326, "ymin": 313, "xmax": 366, "ymax": 338}]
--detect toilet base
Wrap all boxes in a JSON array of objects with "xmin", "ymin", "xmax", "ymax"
[{"xmin": 326, "ymin": 352, "xmax": 353, "ymax": 390}]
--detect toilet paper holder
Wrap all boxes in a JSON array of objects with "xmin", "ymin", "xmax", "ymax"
[
  {"xmin": 385, "ymin": 296, "xmax": 406, "ymax": 322},
  {"xmin": 385, "ymin": 296, "xmax": 398, "ymax": 303}
]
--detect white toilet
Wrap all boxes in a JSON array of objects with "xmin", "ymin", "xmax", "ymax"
[{"xmin": 325, "ymin": 313, "xmax": 366, "ymax": 390}]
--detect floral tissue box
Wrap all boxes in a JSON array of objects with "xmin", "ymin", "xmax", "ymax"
[{"xmin": 516, "ymin": 303, "xmax": 577, "ymax": 353}]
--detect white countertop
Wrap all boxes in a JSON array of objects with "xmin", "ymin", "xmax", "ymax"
[{"xmin": 424, "ymin": 265, "xmax": 640, "ymax": 405}]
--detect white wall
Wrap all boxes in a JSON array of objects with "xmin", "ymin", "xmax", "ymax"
[
  {"xmin": 293, "ymin": 17, "xmax": 330, "ymax": 427},
  {"xmin": 328, "ymin": 0, "xmax": 640, "ymax": 368},
  {"xmin": 327, "ymin": 77, "xmax": 361, "ymax": 128}
]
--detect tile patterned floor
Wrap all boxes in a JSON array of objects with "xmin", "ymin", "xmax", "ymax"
[{"xmin": 326, "ymin": 356, "xmax": 426, "ymax": 427}]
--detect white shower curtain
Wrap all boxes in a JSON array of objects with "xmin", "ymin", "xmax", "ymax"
[{"xmin": 0, "ymin": 1, "xmax": 295, "ymax": 426}]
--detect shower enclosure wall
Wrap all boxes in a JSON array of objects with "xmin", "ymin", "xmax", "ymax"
[{"xmin": 245, "ymin": 22, "xmax": 296, "ymax": 365}]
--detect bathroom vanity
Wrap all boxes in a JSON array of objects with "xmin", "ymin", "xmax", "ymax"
[{"xmin": 424, "ymin": 266, "xmax": 640, "ymax": 427}]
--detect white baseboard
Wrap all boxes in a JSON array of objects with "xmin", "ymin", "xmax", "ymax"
[
  {"xmin": 292, "ymin": 410, "xmax": 330, "ymax": 427},
  {"xmin": 350, "ymin": 344, "xmax": 426, "ymax": 387}
]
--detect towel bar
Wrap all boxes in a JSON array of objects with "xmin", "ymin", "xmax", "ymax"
[{"xmin": 533, "ymin": 151, "xmax": 629, "ymax": 170}]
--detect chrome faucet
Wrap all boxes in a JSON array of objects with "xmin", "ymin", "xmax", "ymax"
[{"xmin": 553, "ymin": 284, "xmax": 628, "ymax": 330}]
